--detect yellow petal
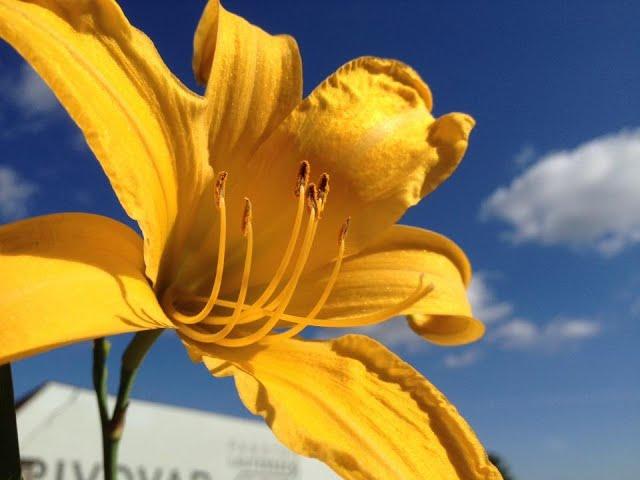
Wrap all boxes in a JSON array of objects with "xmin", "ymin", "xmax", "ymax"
[
  {"xmin": 176, "ymin": 0, "xmax": 302, "ymax": 289},
  {"xmin": 0, "ymin": 213, "xmax": 172, "ymax": 364},
  {"xmin": 193, "ymin": 335, "xmax": 502, "ymax": 480},
  {"xmin": 0, "ymin": 0, "xmax": 209, "ymax": 284},
  {"xmin": 227, "ymin": 57, "xmax": 474, "ymax": 286},
  {"xmin": 284, "ymin": 225, "xmax": 483, "ymax": 345},
  {"xmin": 407, "ymin": 313, "xmax": 485, "ymax": 347},
  {"xmin": 195, "ymin": 0, "xmax": 302, "ymax": 165},
  {"xmin": 192, "ymin": 0, "xmax": 220, "ymax": 86}
]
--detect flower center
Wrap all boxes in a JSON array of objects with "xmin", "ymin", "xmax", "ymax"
[{"xmin": 161, "ymin": 162, "xmax": 433, "ymax": 348}]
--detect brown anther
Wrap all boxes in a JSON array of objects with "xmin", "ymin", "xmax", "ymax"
[
  {"xmin": 215, "ymin": 171, "xmax": 228, "ymax": 208},
  {"xmin": 318, "ymin": 173, "xmax": 330, "ymax": 202},
  {"xmin": 339, "ymin": 217, "xmax": 351, "ymax": 245},
  {"xmin": 295, "ymin": 161, "xmax": 311, "ymax": 196},
  {"xmin": 306, "ymin": 183, "xmax": 319, "ymax": 213},
  {"xmin": 241, "ymin": 197, "xmax": 252, "ymax": 237}
]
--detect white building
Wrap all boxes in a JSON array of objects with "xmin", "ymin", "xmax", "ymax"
[{"xmin": 17, "ymin": 383, "xmax": 338, "ymax": 480}]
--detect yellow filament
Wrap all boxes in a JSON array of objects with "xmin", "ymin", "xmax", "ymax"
[
  {"xmin": 163, "ymin": 194, "xmax": 228, "ymax": 325},
  {"xmin": 176, "ymin": 216, "xmax": 253, "ymax": 343},
  {"xmin": 200, "ymin": 186, "xmax": 307, "ymax": 328},
  {"xmin": 262, "ymin": 183, "xmax": 319, "ymax": 311},
  {"xmin": 317, "ymin": 279, "xmax": 434, "ymax": 327},
  {"xmin": 215, "ymin": 207, "xmax": 319, "ymax": 347},
  {"xmin": 164, "ymin": 162, "xmax": 433, "ymax": 348},
  {"xmin": 207, "ymin": 277, "xmax": 434, "ymax": 329},
  {"xmin": 265, "ymin": 232, "xmax": 346, "ymax": 342}
]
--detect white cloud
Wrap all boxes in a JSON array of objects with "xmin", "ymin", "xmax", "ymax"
[
  {"xmin": 0, "ymin": 64, "xmax": 60, "ymax": 140},
  {"xmin": 491, "ymin": 317, "xmax": 601, "ymax": 350},
  {"xmin": 513, "ymin": 144, "xmax": 536, "ymax": 167},
  {"xmin": 490, "ymin": 318, "xmax": 539, "ymax": 348},
  {"xmin": 312, "ymin": 317, "xmax": 425, "ymax": 354},
  {"xmin": 468, "ymin": 274, "xmax": 513, "ymax": 324},
  {"xmin": 70, "ymin": 131, "xmax": 89, "ymax": 152},
  {"xmin": 467, "ymin": 273, "xmax": 601, "ymax": 353},
  {"xmin": 311, "ymin": 272, "xmax": 601, "ymax": 361},
  {"xmin": 545, "ymin": 318, "xmax": 601, "ymax": 339},
  {"xmin": 11, "ymin": 64, "xmax": 59, "ymax": 115},
  {"xmin": 351, "ymin": 274, "xmax": 514, "ymax": 353},
  {"xmin": 481, "ymin": 128, "xmax": 640, "ymax": 255},
  {"xmin": 0, "ymin": 167, "xmax": 37, "ymax": 220},
  {"xmin": 444, "ymin": 349, "xmax": 481, "ymax": 368},
  {"xmin": 352, "ymin": 318, "xmax": 425, "ymax": 353}
]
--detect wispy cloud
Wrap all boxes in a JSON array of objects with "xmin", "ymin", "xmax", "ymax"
[
  {"xmin": 464, "ymin": 272, "xmax": 602, "ymax": 362},
  {"xmin": 11, "ymin": 64, "xmax": 59, "ymax": 115},
  {"xmin": 315, "ymin": 272, "xmax": 601, "ymax": 365},
  {"xmin": 0, "ymin": 63, "xmax": 60, "ymax": 140},
  {"xmin": 444, "ymin": 349, "xmax": 482, "ymax": 368},
  {"xmin": 468, "ymin": 273, "xmax": 513, "ymax": 324},
  {"xmin": 513, "ymin": 144, "xmax": 536, "ymax": 168},
  {"xmin": 491, "ymin": 317, "xmax": 601, "ymax": 350},
  {"xmin": 0, "ymin": 166, "xmax": 37, "ymax": 220},
  {"xmin": 314, "ymin": 317, "xmax": 426, "ymax": 354},
  {"xmin": 481, "ymin": 128, "xmax": 640, "ymax": 255}
]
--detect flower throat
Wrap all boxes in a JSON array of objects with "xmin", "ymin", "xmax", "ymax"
[{"xmin": 161, "ymin": 162, "xmax": 433, "ymax": 347}]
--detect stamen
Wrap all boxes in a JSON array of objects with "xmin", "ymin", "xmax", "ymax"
[
  {"xmin": 266, "ymin": 216, "xmax": 349, "ymax": 342},
  {"xmin": 315, "ymin": 277, "xmax": 434, "ymax": 327},
  {"xmin": 199, "ymin": 163, "xmax": 308, "ymax": 327},
  {"xmin": 215, "ymin": 171, "xmax": 228, "ymax": 208},
  {"xmin": 177, "ymin": 198, "xmax": 253, "ymax": 343},
  {"xmin": 306, "ymin": 182, "xmax": 320, "ymax": 214},
  {"xmin": 215, "ymin": 201, "xmax": 319, "ymax": 347},
  {"xmin": 262, "ymin": 183, "xmax": 320, "ymax": 310},
  {"xmin": 205, "ymin": 274, "xmax": 434, "ymax": 330},
  {"xmin": 166, "ymin": 162, "xmax": 427, "ymax": 349},
  {"xmin": 339, "ymin": 216, "xmax": 350, "ymax": 244},
  {"xmin": 241, "ymin": 197, "xmax": 252, "ymax": 237},
  {"xmin": 295, "ymin": 160, "xmax": 310, "ymax": 196},
  {"xmin": 234, "ymin": 171, "xmax": 307, "ymax": 310},
  {"xmin": 317, "ymin": 173, "xmax": 330, "ymax": 215},
  {"xmin": 161, "ymin": 171, "xmax": 228, "ymax": 325}
]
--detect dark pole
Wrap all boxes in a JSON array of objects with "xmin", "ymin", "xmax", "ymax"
[{"xmin": 0, "ymin": 362, "xmax": 22, "ymax": 480}]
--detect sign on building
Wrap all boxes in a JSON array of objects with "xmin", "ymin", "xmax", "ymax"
[{"xmin": 17, "ymin": 383, "xmax": 338, "ymax": 480}]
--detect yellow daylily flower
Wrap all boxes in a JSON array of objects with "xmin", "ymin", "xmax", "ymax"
[{"xmin": 0, "ymin": 0, "xmax": 501, "ymax": 478}]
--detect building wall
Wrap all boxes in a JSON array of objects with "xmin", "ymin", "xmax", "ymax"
[{"xmin": 17, "ymin": 383, "xmax": 337, "ymax": 480}]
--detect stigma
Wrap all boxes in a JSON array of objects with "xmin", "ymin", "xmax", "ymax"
[{"xmin": 161, "ymin": 162, "xmax": 433, "ymax": 348}]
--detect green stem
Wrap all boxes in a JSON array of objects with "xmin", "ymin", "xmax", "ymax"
[
  {"xmin": 92, "ymin": 331, "xmax": 161, "ymax": 480},
  {"xmin": 93, "ymin": 338, "xmax": 113, "ymax": 479},
  {"xmin": 0, "ymin": 363, "xmax": 22, "ymax": 480}
]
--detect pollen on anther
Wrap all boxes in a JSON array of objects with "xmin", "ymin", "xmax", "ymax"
[
  {"xmin": 339, "ymin": 217, "xmax": 351, "ymax": 245},
  {"xmin": 318, "ymin": 173, "xmax": 330, "ymax": 200},
  {"xmin": 215, "ymin": 171, "xmax": 228, "ymax": 208},
  {"xmin": 242, "ymin": 197, "xmax": 252, "ymax": 237},
  {"xmin": 295, "ymin": 161, "xmax": 311, "ymax": 196},
  {"xmin": 306, "ymin": 183, "xmax": 319, "ymax": 213}
]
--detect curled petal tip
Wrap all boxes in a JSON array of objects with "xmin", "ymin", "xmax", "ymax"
[{"xmin": 431, "ymin": 112, "xmax": 476, "ymax": 144}]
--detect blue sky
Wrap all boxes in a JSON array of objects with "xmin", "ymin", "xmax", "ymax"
[{"xmin": 2, "ymin": 1, "xmax": 640, "ymax": 479}]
